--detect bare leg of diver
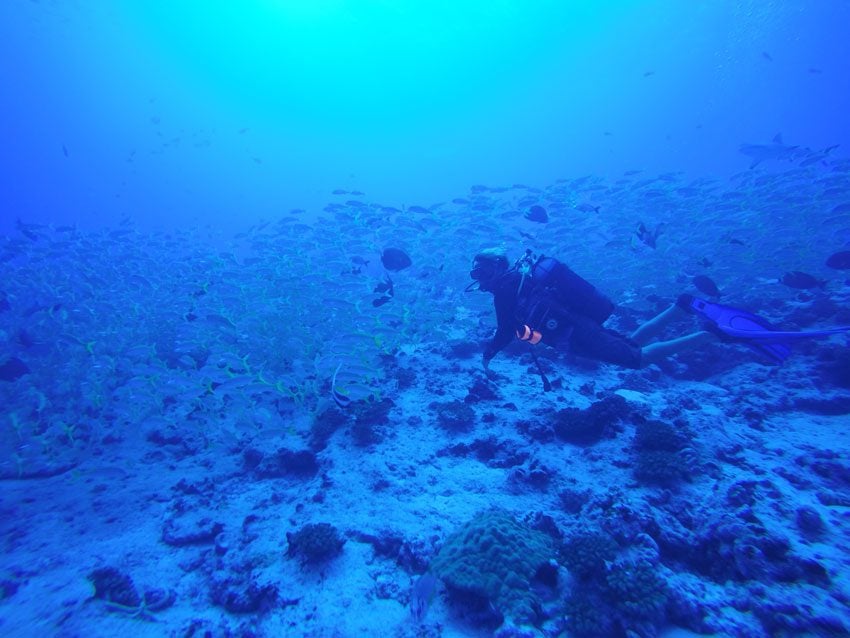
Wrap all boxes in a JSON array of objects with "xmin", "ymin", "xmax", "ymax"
[
  {"xmin": 630, "ymin": 303, "xmax": 689, "ymax": 346},
  {"xmin": 640, "ymin": 330, "xmax": 717, "ymax": 367}
]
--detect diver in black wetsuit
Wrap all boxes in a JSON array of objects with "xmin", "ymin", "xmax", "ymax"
[{"xmin": 468, "ymin": 248, "xmax": 716, "ymax": 372}]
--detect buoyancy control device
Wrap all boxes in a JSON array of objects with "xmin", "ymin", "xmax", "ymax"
[{"xmin": 513, "ymin": 250, "xmax": 615, "ymax": 344}]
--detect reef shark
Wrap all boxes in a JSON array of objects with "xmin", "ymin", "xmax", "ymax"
[{"xmin": 739, "ymin": 133, "xmax": 801, "ymax": 169}]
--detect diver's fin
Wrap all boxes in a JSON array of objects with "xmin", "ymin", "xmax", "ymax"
[
  {"xmin": 720, "ymin": 326, "xmax": 850, "ymax": 341},
  {"xmin": 677, "ymin": 295, "xmax": 850, "ymax": 364},
  {"xmin": 679, "ymin": 295, "xmax": 775, "ymax": 333},
  {"xmin": 703, "ymin": 310, "xmax": 794, "ymax": 363},
  {"xmin": 683, "ymin": 295, "xmax": 850, "ymax": 339}
]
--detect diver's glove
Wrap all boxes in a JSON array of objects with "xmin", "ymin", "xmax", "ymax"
[{"xmin": 482, "ymin": 347, "xmax": 495, "ymax": 371}]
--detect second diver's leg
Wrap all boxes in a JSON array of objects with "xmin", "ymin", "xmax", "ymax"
[
  {"xmin": 640, "ymin": 330, "xmax": 717, "ymax": 367},
  {"xmin": 630, "ymin": 303, "xmax": 690, "ymax": 346}
]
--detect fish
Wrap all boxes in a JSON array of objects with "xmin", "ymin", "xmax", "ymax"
[
  {"xmin": 798, "ymin": 144, "xmax": 839, "ymax": 167},
  {"xmin": 780, "ymin": 271, "xmax": 827, "ymax": 290},
  {"xmin": 204, "ymin": 313, "xmax": 237, "ymax": 329},
  {"xmin": 575, "ymin": 203, "xmax": 601, "ymax": 214},
  {"xmin": 381, "ymin": 248, "xmax": 412, "ymax": 271},
  {"xmin": 62, "ymin": 144, "xmax": 69, "ymax": 157},
  {"xmin": 16, "ymin": 219, "xmax": 42, "ymax": 241},
  {"xmin": 0, "ymin": 357, "xmax": 29, "ymax": 382},
  {"xmin": 826, "ymin": 251, "xmax": 850, "ymax": 270},
  {"xmin": 371, "ymin": 296, "xmax": 392, "ymax": 307},
  {"xmin": 643, "ymin": 70, "xmax": 655, "ymax": 77},
  {"xmin": 410, "ymin": 572, "xmax": 437, "ymax": 622},
  {"xmin": 762, "ymin": 51, "xmax": 773, "ymax": 61},
  {"xmin": 373, "ymin": 274, "xmax": 394, "ymax": 296},
  {"xmin": 693, "ymin": 275, "xmax": 721, "ymax": 297},
  {"xmin": 697, "ymin": 257, "xmax": 713, "ymax": 267},
  {"xmin": 331, "ymin": 364, "xmax": 351, "ymax": 408},
  {"xmin": 524, "ymin": 205, "xmax": 548, "ymax": 223},
  {"xmin": 635, "ymin": 221, "xmax": 663, "ymax": 249},
  {"xmin": 739, "ymin": 133, "xmax": 801, "ymax": 169}
]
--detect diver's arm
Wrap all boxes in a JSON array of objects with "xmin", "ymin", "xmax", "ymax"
[
  {"xmin": 485, "ymin": 325, "xmax": 515, "ymax": 361},
  {"xmin": 483, "ymin": 290, "xmax": 518, "ymax": 364}
]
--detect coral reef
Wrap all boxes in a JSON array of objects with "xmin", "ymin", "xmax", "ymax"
[
  {"xmin": 795, "ymin": 505, "xmax": 827, "ymax": 539},
  {"xmin": 634, "ymin": 418, "xmax": 688, "ymax": 452},
  {"xmin": 429, "ymin": 509, "xmax": 555, "ymax": 625},
  {"xmin": 309, "ymin": 406, "xmax": 348, "ymax": 451},
  {"xmin": 210, "ymin": 576, "xmax": 278, "ymax": 614},
  {"xmin": 558, "ymin": 487, "xmax": 591, "ymax": 514},
  {"xmin": 351, "ymin": 397, "xmax": 394, "ymax": 446},
  {"xmin": 691, "ymin": 514, "xmax": 830, "ymax": 586},
  {"xmin": 564, "ymin": 590, "xmax": 614, "ymax": 637},
  {"xmin": 286, "ymin": 522, "xmax": 345, "ymax": 565},
  {"xmin": 246, "ymin": 446, "xmax": 319, "ymax": 479},
  {"xmin": 88, "ymin": 567, "xmax": 141, "ymax": 607},
  {"xmin": 465, "ymin": 378, "xmax": 500, "ymax": 403},
  {"xmin": 604, "ymin": 559, "xmax": 669, "ymax": 622},
  {"xmin": 162, "ymin": 513, "xmax": 224, "ymax": 547},
  {"xmin": 87, "ymin": 567, "xmax": 176, "ymax": 618},
  {"xmin": 632, "ymin": 417, "xmax": 696, "ymax": 486},
  {"xmin": 432, "ymin": 399, "xmax": 476, "ymax": 433},
  {"xmin": 560, "ymin": 528, "xmax": 618, "ymax": 579},
  {"xmin": 553, "ymin": 394, "xmax": 630, "ymax": 445}
]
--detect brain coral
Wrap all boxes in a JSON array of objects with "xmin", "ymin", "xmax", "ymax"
[{"xmin": 429, "ymin": 509, "xmax": 555, "ymax": 624}]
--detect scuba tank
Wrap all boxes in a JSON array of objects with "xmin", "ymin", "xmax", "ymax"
[
  {"xmin": 532, "ymin": 255, "xmax": 614, "ymax": 324},
  {"xmin": 513, "ymin": 249, "xmax": 615, "ymax": 327}
]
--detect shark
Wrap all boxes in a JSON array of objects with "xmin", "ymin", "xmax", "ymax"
[{"xmin": 739, "ymin": 133, "xmax": 801, "ymax": 169}]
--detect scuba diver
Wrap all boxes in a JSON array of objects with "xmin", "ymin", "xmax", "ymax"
[{"xmin": 468, "ymin": 247, "xmax": 850, "ymax": 379}]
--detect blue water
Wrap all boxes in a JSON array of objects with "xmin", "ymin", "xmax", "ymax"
[
  {"xmin": 2, "ymin": 2, "xmax": 850, "ymax": 637},
  {"xmin": 2, "ymin": 1, "xmax": 849, "ymax": 235}
]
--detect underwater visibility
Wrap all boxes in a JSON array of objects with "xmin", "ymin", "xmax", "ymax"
[{"xmin": 3, "ymin": 1, "xmax": 850, "ymax": 637}]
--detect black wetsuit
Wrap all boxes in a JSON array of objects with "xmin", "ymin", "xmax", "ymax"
[{"xmin": 483, "ymin": 268, "xmax": 643, "ymax": 369}]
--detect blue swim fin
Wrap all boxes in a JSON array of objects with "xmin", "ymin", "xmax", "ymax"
[{"xmin": 679, "ymin": 295, "xmax": 850, "ymax": 364}]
